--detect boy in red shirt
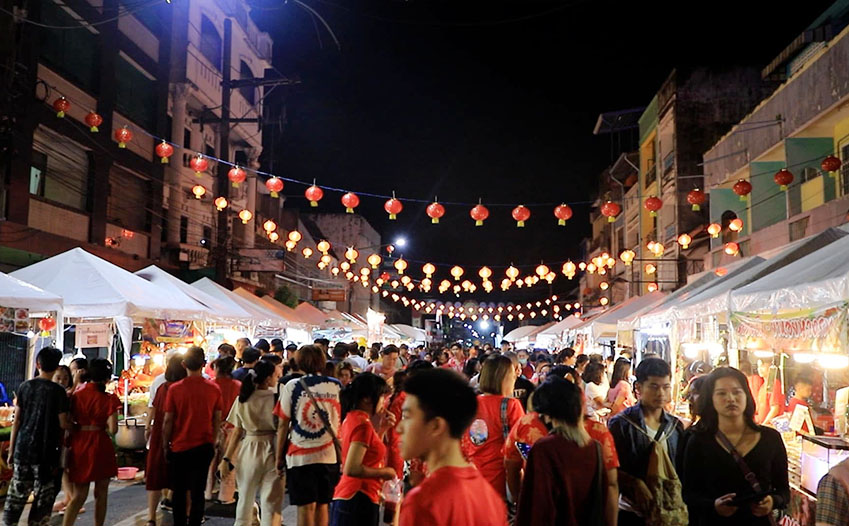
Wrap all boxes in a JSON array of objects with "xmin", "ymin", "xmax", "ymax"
[
  {"xmin": 163, "ymin": 346, "xmax": 223, "ymax": 526},
  {"xmin": 398, "ymin": 368, "xmax": 508, "ymax": 526}
]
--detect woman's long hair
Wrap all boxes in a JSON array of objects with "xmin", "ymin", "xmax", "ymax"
[
  {"xmin": 581, "ymin": 362, "xmax": 605, "ymax": 386},
  {"xmin": 165, "ymin": 355, "xmax": 187, "ymax": 383},
  {"xmin": 695, "ymin": 367, "xmax": 759, "ymax": 433},
  {"xmin": 534, "ymin": 377, "xmax": 590, "ymax": 446},
  {"xmin": 238, "ymin": 360, "xmax": 275, "ymax": 403},
  {"xmin": 88, "ymin": 358, "xmax": 113, "ymax": 392},
  {"xmin": 610, "ymin": 357, "xmax": 631, "ymax": 387},
  {"xmin": 340, "ymin": 372, "xmax": 390, "ymax": 418}
]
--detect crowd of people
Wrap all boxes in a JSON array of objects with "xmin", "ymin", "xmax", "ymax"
[{"xmin": 7, "ymin": 337, "xmax": 845, "ymax": 526}]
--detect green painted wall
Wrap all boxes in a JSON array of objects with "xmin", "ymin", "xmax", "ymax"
[
  {"xmin": 639, "ymin": 95, "xmax": 658, "ymax": 146},
  {"xmin": 785, "ymin": 137, "xmax": 836, "ymax": 212},
  {"xmin": 750, "ymin": 161, "xmax": 787, "ymax": 232},
  {"xmin": 708, "ymin": 188, "xmax": 750, "ymax": 250}
]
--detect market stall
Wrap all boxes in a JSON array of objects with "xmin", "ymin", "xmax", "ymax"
[
  {"xmin": 295, "ymin": 302, "xmax": 331, "ymax": 327},
  {"xmin": 191, "ymin": 278, "xmax": 288, "ymax": 342},
  {"xmin": 502, "ymin": 322, "xmax": 555, "ymax": 350},
  {"xmin": 231, "ymin": 289, "xmax": 314, "ymax": 345},
  {"xmin": 535, "ymin": 314, "xmax": 586, "ymax": 350},
  {"xmin": 571, "ymin": 292, "xmax": 667, "ymax": 357}
]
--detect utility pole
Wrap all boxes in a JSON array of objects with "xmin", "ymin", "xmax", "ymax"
[{"xmin": 214, "ymin": 18, "xmax": 233, "ymax": 285}]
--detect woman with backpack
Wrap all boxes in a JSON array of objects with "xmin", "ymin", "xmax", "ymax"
[
  {"xmin": 682, "ymin": 367, "xmax": 789, "ymax": 525},
  {"xmin": 219, "ymin": 360, "xmax": 283, "ymax": 526}
]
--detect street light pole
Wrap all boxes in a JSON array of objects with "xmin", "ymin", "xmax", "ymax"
[{"xmin": 214, "ymin": 18, "xmax": 233, "ymax": 285}]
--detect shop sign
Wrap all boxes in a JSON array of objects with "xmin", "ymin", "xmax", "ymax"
[
  {"xmin": 76, "ymin": 323, "xmax": 110, "ymax": 348},
  {"xmin": 141, "ymin": 319, "xmax": 193, "ymax": 343},
  {"xmin": 312, "ymin": 289, "xmax": 346, "ymax": 302},
  {"xmin": 731, "ymin": 304, "xmax": 847, "ymax": 351},
  {"xmin": 0, "ymin": 306, "xmax": 29, "ymax": 333},
  {"xmin": 232, "ymin": 249, "xmax": 286, "ymax": 272}
]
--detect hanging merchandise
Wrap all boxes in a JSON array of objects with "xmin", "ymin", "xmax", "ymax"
[
  {"xmin": 385, "ymin": 193, "xmax": 403, "ymax": 220},
  {"xmin": 822, "ymin": 155, "xmax": 842, "ymax": 174},
  {"xmin": 228, "ymin": 166, "xmax": 246, "ymax": 188},
  {"xmin": 470, "ymin": 202, "xmax": 489, "ymax": 226},
  {"xmin": 600, "ymin": 201, "xmax": 621, "ymax": 222},
  {"xmin": 554, "ymin": 203, "xmax": 573, "ymax": 225},
  {"xmin": 774, "ymin": 169, "xmax": 794, "ymax": 191},
  {"xmin": 342, "ymin": 192, "xmax": 360, "ymax": 213},
  {"xmin": 155, "ymin": 141, "xmax": 174, "ymax": 164},
  {"xmin": 687, "ymin": 189, "xmax": 706, "ymax": 211},
  {"xmin": 644, "ymin": 196, "xmax": 663, "ymax": 217},
  {"xmin": 53, "ymin": 97, "xmax": 70, "ymax": 118},
  {"xmin": 512, "ymin": 205, "xmax": 530, "ymax": 227},
  {"xmin": 85, "ymin": 111, "xmax": 103, "ymax": 132},
  {"xmin": 733, "ymin": 179, "xmax": 752, "ymax": 201},
  {"xmin": 266, "ymin": 177, "xmax": 284, "ymax": 197},
  {"xmin": 114, "ymin": 126, "xmax": 133, "ymax": 148},
  {"xmin": 189, "ymin": 154, "xmax": 208, "ymax": 177},
  {"xmin": 305, "ymin": 184, "xmax": 324, "ymax": 207},
  {"xmin": 426, "ymin": 200, "xmax": 445, "ymax": 224}
]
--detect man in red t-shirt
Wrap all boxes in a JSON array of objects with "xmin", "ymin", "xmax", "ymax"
[
  {"xmin": 398, "ymin": 368, "xmax": 508, "ymax": 526},
  {"xmin": 163, "ymin": 346, "xmax": 223, "ymax": 526}
]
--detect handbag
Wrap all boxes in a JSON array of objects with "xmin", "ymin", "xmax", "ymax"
[
  {"xmin": 298, "ymin": 378, "xmax": 342, "ymax": 464},
  {"xmin": 716, "ymin": 431, "xmax": 778, "ymax": 526}
]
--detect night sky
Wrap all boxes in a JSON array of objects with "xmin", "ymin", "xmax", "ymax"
[{"xmin": 252, "ymin": 0, "xmax": 834, "ymax": 300}]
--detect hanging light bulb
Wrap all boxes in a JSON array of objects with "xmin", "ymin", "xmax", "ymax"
[
  {"xmin": 285, "ymin": 240, "xmax": 297, "ymax": 251},
  {"xmin": 707, "ymin": 223, "xmax": 722, "ymax": 238},
  {"xmin": 645, "ymin": 263, "xmax": 657, "ymax": 275},
  {"xmin": 269, "ymin": 232, "xmax": 279, "ymax": 242},
  {"xmin": 340, "ymin": 261, "xmax": 351, "ymax": 271},
  {"xmin": 192, "ymin": 185, "xmax": 206, "ymax": 199},
  {"xmin": 729, "ymin": 218, "xmax": 744, "ymax": 232},
  {"xmin": 677, "ymin": 233, "xmax": 692, "ymax": 249},
  {"xmin": 600, "ymin": 282, "xmax": 609, "ymax": 290},
  {"xmin": 647, "ymin": 282, "xmax": 659, "ymax": 293},
  {"xmin": 535, "ymin": 264, "xmax": 550, "ymax": 278},
  {"xmin": 320, "ymin": 254, "xmax": 332, "ymax": 264},
  {"xmin": 600, "ymin": 297, "xmax": 610, "ymax": 306}
]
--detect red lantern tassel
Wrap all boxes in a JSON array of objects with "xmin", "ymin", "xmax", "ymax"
[
  {"xmin": 517, "ymin": 221, "xmax": 525, "ymax": 227},
  {"xmin": 650, "ymin": 211, "xmax": 657, "ymax": 217},
  {"xmin": 558, "ymin": 219, "xmax": 566, "ymax": 226},
  {"xmin": 739, "ymin": 195, "xmax": 747, "ymax": 202},
  {"xmin": 118, "ymin": 142, "xmax": 126, "ymax": 149},
  {"xmin": 692, "ymin": 204, "xmax": 700, "ymax": 211},
  {"xmin": 310, "ymin": 201, "xmax": 318, "ymax": 207},
  {"xmin": 607, "ymin": 216, "xmax": 615, "ymax": 223},
  {"xmin": 780, "ymin": 185, "xmax": 788, "ymax": 191},
  {"xmin": 161, "ymin": 157, "xmax": 169, "ymax": 164},
  {"xmin": 346, "ymin": 207, "xmax": 354, "ymax": 213},
  {"xmin": 431, "ymin": 218, "xmax": 439, "ymax": 224},
  {"xmin": 90, "ymin": 125, "xmax": 99, "ymax": 132},
  {"xmin": 232, "ymin": 182, "xmax": 240, "ymax": 188},
  {"xmin": 271, "ymin": 191, "xmax": 279, "ymax": 198},
  {"xmin": 389, "ymin": 214, "xmax": 396, "ymax": 220},
  {"xmin": 475, "ymin": 220, "xmax": 483, "ymax": 226}
]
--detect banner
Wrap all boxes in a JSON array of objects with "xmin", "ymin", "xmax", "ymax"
[
  {"xmin": 141, "ymin": 319, "xmax": 193, "ymax": 343},
  {"xmin": 0, "ymin": 306, "xmax": 28, "ymax": 333},
  {"xmin": 76, "ymin": 323, "xmax": 111, "ymax": 348},
  {"xmin": 731, "ymin": 304, "xmax": 848, "ymax": 352}
]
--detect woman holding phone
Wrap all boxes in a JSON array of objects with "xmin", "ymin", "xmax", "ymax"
[{"xmin": 682, "ymin": 367, "xmax": 789, "ymax": 525}]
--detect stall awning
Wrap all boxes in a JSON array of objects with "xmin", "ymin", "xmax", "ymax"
[
  {"xmin": 11, "ymin": 248, "xmax": 210, "ymax": 320},
  {"xmin": 503, "ymin": 324, "xmax": 542, "ymax": 342},
  {"xmin": 390, "ymin": 324, "xmax": 427, "ymax": 342},
  {"xmin": 582, "ymin": 292, "xmax": 667, "ymax": 339},
  {"xmin": 295, "ymin": 303, "xmax": 330, "ymax": 326},
  {"xmin": 539, "ymin": 314, "xmax": 586, "ymax": 336},
  {"xmin": 135, "ymin": 266, "xmax": 253, "ymax": 323},
  {"xmin": 0, "ymin": 272, "xmax": 63, "ymax": 312},
  {"xmin": 259, "ymin": 296, "xmax": 314, "ymax": 327},
  {"xmin": 191, "ymin": 278, "xmax": 286, "ymax": 328}
]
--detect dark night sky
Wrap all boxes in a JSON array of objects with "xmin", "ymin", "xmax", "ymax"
[{"xmin": 252, "ymin": 0, "xmax": 834, "ymax": 299}]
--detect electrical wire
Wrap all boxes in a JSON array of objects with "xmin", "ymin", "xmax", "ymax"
[{"xmin": 0, "ymin": 0, "xmax": 167, "ymax": 30}]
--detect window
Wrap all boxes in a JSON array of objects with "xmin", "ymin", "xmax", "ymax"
[
  {"xmin": 202, "ymin": 226, "xmax": 212, "ymax": 245},
  {"xmin": 115, "ymin": 54, "xmax": 156, "ymax": 130},
  {"xmin": 180, "ymin": 216, "xmax": 188, "ymax": 244},
  {"xmin": 721, "ymin": 210, "xmax": 739, "ymax": 243},
  {"xmin": 39, "ymin": 0, "xmax": 98, "ymax": 92},
  {"xmin": 200, "ymin": 16, "xmax": 222, "ymax": 71},
  {"xmin": 205, "ymin": 144, "xmax": 216, "ymax": 158},
  {"xmin": 31, "ymin": 126, "xmax": 90, "ymax": 211},
  {"xmin": 240, "ymin": 61, "xmax": 255, "ymax": 105},
  {"xmin": 161, "ymin": 215, "xmax": 168, "ymax": 243},
  {"xmin": 184, "ymin": 128, "xmax": 192, "ymax": 149},
  {"xmin": 107, "ymin": 165, "xmax": 150, "ymax": 232},
  {"xmin": 234, "ymin": 150, "xmax": 248, "ymax": 166},
  {"xmin": 789, "ymin": 216, "xmax": 809, "ymax": 241},
  {"xmin": 802, "ymin": 166, "xmax": 820, "ymax": 183}
]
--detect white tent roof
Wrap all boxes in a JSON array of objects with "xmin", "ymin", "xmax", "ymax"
[
  {"xmin": 134, "ymin": 266, "xmax": 253, "ymax": 323},
  {"xmin": 539, "ymin": 314, "xmax": 585, "ymax": 335},
  {"xmin": 731, "ymin": 231, "xmax": 849, "ymax": 313},
  {"xmin": 259, "ymin": 296, "xmax": 313, "ymax": 327},
  {"xmin": 582, "ymin": 292, "xmax": 667, "ymax": 338},
  {"xmin": 390, "ymin": 324, "xmax": 427, "ymax": 342},
  {"xmin": 295, "ymin": 303, "xmax": 329, "ymax": 326},
  {"xmin": 191, "ymin": 279, "xmax": 286, "ymax": 328},
  {"xmin": 0, "ymin": 272, "xmax": 63, "ymax": 312},
  {"xmin": 676, "ymin": 228, "xmax": 848, "ymax": 319},
  {"xmin": 11, "ymin": 248, "xmax": 210, "ymax": 319},
  {"xmin": 503, "ymin": 324, "xmax": 540, "ymax": 342}
]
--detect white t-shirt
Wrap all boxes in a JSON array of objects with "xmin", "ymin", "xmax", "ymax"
[
  {"xmin": 148, "ymin": 373, "xmax": 166, "ymax": 408},
  {"xmin": 344, "ymin": 355, "xmax": 368, "ymax": 372},
  {"xmin": 585, "ymin": 381, "xmax": 608, "ymax": 419},
  {"xmin": 275, "ymin": 374, "xmax": 342, "ymax": 467}
]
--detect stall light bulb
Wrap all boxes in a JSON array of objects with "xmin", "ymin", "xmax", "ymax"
[
  {"xmin": 793, "ymin": 353, "xmax": 817, "ymax": 364},
  {"xmin": 753, "ymin": 350, "xmax": 774, "ymax": 359},
  {"xmin": 819, "ymin": 354, "xmax": 849, "ymax": 369}
]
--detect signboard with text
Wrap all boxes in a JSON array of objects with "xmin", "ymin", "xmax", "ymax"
[
  {"xmin": 232, "ymin": 249, "xmax": 286, "ymax": 272},
  {"xmin": 312, "ymin": 289, "xmax": 346, "ymax": 302}
]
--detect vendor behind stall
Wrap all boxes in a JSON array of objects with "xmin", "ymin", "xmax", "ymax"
[{"xmin": 785, "ymin": 373, "xmax": 814, "ymax": 434}]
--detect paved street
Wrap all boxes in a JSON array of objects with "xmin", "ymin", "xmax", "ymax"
[{"xmin": 13, "ymin": 478, "xmax": 300, "ymax": 526}]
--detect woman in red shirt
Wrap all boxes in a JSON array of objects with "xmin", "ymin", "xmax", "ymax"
[
  {"xmin": 330, "ymin": 372, "xmax": 397, "ymax": 526},
  {"xmin": 63, "ymin": 359, "xmax": 121, "ymax": 526},
  {"xmin": 462, "ymin": 355, "xmax": 524, "ymax": 501},
  {"xmin": 206, "ymin": 356, "xmax": 241, "ymax": 503},
  {"xmin": 516, "ymin": 377, "xmax": 607, "ymax": 526}
]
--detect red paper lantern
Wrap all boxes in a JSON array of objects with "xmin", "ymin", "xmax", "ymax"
[
  {"xmin": 426, "ymin": 201, "xmax": 445, "ymax": 224},
  {"xmin": 470, "ymin": 204, "xmax": 489, "ymax": 226},
  {"xmin": 687, "ymin": 189, "xmax": 706, "ymax": 211},
  {"xmin": 228, "ymin": 166, "xmax": 246, "ymax": 187},
  {"xmin": 774, "ymin": 169, "xmax": 794, "ymax": 191},
  {"xmin": 379, "ymin": 272, "xmax": 391, "ymax": 282},
  {"xmin": 384, "ymin": 197, "xmax": 403, "ymax": 220},
  {"xmin": 189, "ymin": 155, "xmax": 209, "ymax": 177},
  {"xmin": 155, "ymin": 141, "xmax": 174, "ymax": 164},
  {"xmin": 38, "ymin": 317, "xmax": 56, "ymax": 335},
  {"xmin": 554, "ymin": 203, "xmax": 572, "ymax": 226},
  {"xmin": 600, "ymin": 201, "xmax": 621, "ymax": 223},
  {"xmin": 511, "ymin": 205, "xmax": 530, "ymax": 227},
  {"xmin": 822, "ymin": 155, "xmax": 842, "ymax": 173},
  {"xmin": 305, "ymin": 184, "xmax": 324, "ymax": 207},
  {"xmin": 52, "ymin": 97, "xmax": 70, "ymax": 118},
  {"xmin": 264, "ymin": 177, "xmax": 284, "ymax": 197},
  {"xmin": 341, "ymin": 192, "xmax": 360, "ymax": 213},
  {"xmin": 114, "ymin": 126, "xmax": 133, "ymax": 148},
  {"xmin": 84, "ymin": 111, "xmax": 102, "ymax": 132},
  {"xmin": 733, "ymin": 179, "xmax": 752, "ymax": 201},
  {"xmin": 644, "ymin": 196, "xmax": 663, "ymax": 217}
]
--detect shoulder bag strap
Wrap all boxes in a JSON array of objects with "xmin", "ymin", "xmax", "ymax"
[
  {"xmin": 501, "ymin": 397, "xmax": 510, "ymax": 440},
  {"xmin": 623, "ymin": 415, "xmax": 671, "ymax": 443},
  {"xmin": 298, "ymin": 378, "xmax": 343, "ymax": 460},
  {"xmin": 716, "ymin": 430, "xmax": 777, "ymax": 526}
]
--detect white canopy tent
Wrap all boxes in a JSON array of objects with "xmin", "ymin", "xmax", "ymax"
[
  {"xmin": 295, "ymin": 303, "xmax": 330, "ymax": 326},
  {"xmin": 191, "ymin": 278, "xmax": 286, "ymax": 330},
  {"xmin": 11, "ymin": 248, "xmax": 212, "ymax": 361},
  {"xmin": 0, "ymin": 272, "xmax": 63, "ymax": 312},
  {"xmin": 390, "ymin": 324, "xmax": 427, "ymax": 343},
  {"xmin": 580, "ymin": 292, "xmax": 667, "ymax": 340}
]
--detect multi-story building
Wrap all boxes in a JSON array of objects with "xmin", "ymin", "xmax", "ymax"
[
  {"xmin": 632, "ymin": 67, "xmax": 774, "ymax": 293},
  {"xmin": 702, "ymin": 5, "xmax": 849, "ymax": 268}
]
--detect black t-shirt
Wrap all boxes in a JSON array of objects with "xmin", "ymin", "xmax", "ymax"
[
  {"xmin": 513, "ymin": 376, "xmax": 535, "ymax": 412},
  {"xmin": 14, "ymin": 378, "xmax": 69, "ymax": 466}
]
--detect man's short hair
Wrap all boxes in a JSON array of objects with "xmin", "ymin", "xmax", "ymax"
[
  {"xmin": 557, "ymin": 348, "xmax": 576, "ymax": 363},
  {"xmin": 635, "ymin": 357, "xmax": 671, "ymax": 383},
  {"xmin": 450, "ymin": 342, "xmax": 462, "ymax": 350},
  {"xmin": 36, "ymin": 347, "xmax": 62, "ymax": 373},
  {"xmin": 217, "ymin": 343, "xmax": 236, "ymax": 358},
  {"xmin": 296, "ymin": 345, "xmax": 326, "ymax": 374},
  {"xmin": 332, "ymin": 344, "xmax": 349, "ymax": 359},
  {"xmin": 314, "ymin": 338, "xmax": 330, "ymax": 348},
  {"xmin": 241, "ymin": 347, "xmax": 262, "ymax": 364},
  {"xmin": 183, "ymin": 346, "xmax": 206, "ymax": 371},
  {"xmin": 236, "ymin": 337, "xmax": 252, "ymax": 348},
  {"xmin": 270, "ymin": 338, "xmax": 284, "ymax": 351},
  {"xmin": 285, "ymin": 343, "xmax": 298, "ymax": 351},
  {"xmin": 255, "ymin": 339, "xmax": 271, "ymax": 353},
  {"xmin": 403, "ymin": 368, "xmax": 477, "ymax": 439},
  {"xmin": 382, "ymin": 345, "xmax": 400, "ymax": 356}
]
